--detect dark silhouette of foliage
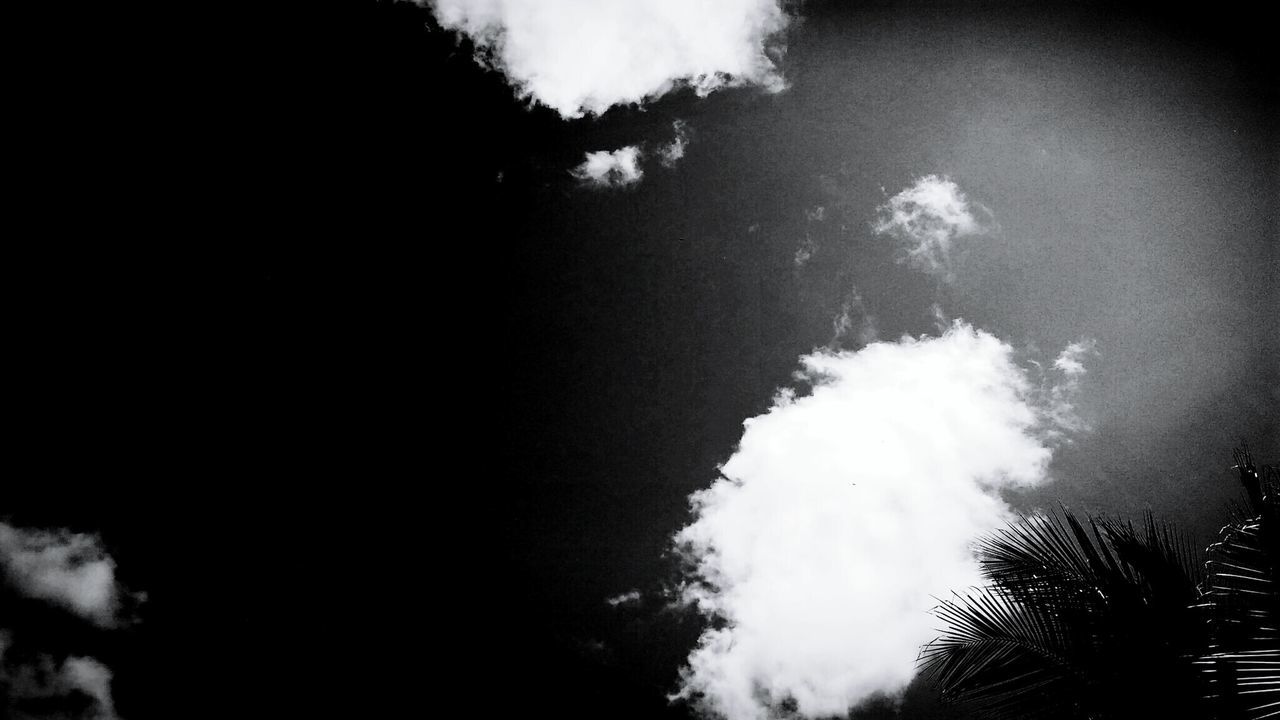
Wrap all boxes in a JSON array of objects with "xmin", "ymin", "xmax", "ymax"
[
  {"xmin": 919, "ymin": 508, "xmax": 1208, "ymax": 719},
  {"xmin": 919, "ymin": 446, "xmax": 1280, "ymax": 719},
  {"xmin": 1196, "ymin": 446, "xmax": 1279, "ymax": 720}
]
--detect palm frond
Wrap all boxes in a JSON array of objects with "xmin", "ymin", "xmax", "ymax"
[
  {"xmin": 920, "ymin": 588, "xmax": 1081, "ymax": 720},
  {"xmin": 1198, "ymin": 451, "xmax": 1279, "ymax": 720},
  {"xmin": 922, "ymin": 507, "xmax": 1209, "ymax": 719}
]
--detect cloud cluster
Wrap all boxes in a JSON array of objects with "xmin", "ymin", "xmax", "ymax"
[
  {"xmin": 0, "ymin": 634, "xmax": 120, "ymax": 720},
  {"xmin": 673, "ymin": 322, "xmax": 1088, "ymax": 720},
  {"xmin": 872, "ymin": 175, "xmax": 993, "ymax": 281},
  {"xmin": 572, "ymin": 121, "xmax": 693, "ymax": 188},
  {"xmin": 571, "ymin": 146, "xmax": 645, "ymax": 187},
  {"xmin": 0, "ymin": 523, "xmax": 139, "ymax": 719},
  {"xmin": 426, "ymin": 0, "xmax": 792, "ymax": 118},
  {"xmin": 0, "ymin": 523, "xmax": 140, "ymax": 628}
]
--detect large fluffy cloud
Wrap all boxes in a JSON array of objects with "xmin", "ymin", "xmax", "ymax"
[
  {"xmin": 425, "ymin": 0, "xmax": 792, "ymax": 118},
  {"xmin": 0, "ymin": 522, "xmax": 140, "ymax": 628},
  {"xmin": 872, "ymin": 175, "xmax": 993, "ymax": 281},
  {"xmin": 672, "ymin": 322, "xmax": 1088, "ymax": 720}
]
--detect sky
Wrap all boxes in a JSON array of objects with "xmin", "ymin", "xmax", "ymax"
[{"xmin": 5, "ymin": 1, "xmax": 1276, "ymax": 719}]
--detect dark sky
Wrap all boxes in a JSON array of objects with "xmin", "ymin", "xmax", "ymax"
[{"xmin": 6, "ymin": 1, "xmax": 1276, "ymax": 719}]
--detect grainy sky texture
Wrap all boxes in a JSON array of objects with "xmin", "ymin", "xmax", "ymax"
[{"xmin": 4, "ymin": 2, "xmax": 1275, "ymax": 720}]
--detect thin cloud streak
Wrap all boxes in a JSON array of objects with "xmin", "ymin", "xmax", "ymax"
[
  {"xmin": 1041, "ymin": 338, "xmax": 1099, "ymax": 438},
  {"xmin": 605, "ymin": 590, "xmax": 643, "ymax": 607}
]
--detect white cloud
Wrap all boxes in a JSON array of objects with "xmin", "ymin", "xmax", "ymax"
[
  {"xmin": 1040, "ymin": 338, "xmax": 1098, "ymax": 437},
  {"xmin": 672, "ymin": 321, "xmax": 1088, "ymax": 720},
  {"xmin": 872, "ymin": 175, "xmax": 993, "ymax": 281},
  {"xmin": 793, "ymin": 234, "xmax": 815, "ymax": 269},
  {"xmin": 929, "ymin": 302, "xmax": 950, "ymax": 333},
  {"xmin": 571, "ymin": 146, "xmax": 644, "ymax": 187},
  {"xmin": 0, "ymin": 632, "xmax": 121, "ymax": 720},
  {"xmin": 61, "ymin": 657, "xmax": 119, "ymax": 720},
  {"xmin": 1053, "ymin": 339, "xmax": 1096, "ymax": 377},
  {"xmin": 425, "ymin": 0, "xmax": 792, "ymax": 118},
  {"xmin": 605, "ymin": 590, "xmax": 642, "ymax": 607},
  {"xmin": 0, "ymin": 523, "xmax": 140, "ymax": 628},
  {"xmin": 658, "ymin": 120, "xmax": 690, "ymax": 168},
  {"xmin": 829, "ymin": 289, "xmax": 878, "ymax": 349}
]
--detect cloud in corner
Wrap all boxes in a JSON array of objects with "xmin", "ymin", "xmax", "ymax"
[
  {"xmin": 0, "ymin": 522, "xmax": 142, "ymax": 628},
  {"xmin": 872, "ymin": 175, "xmax": 994, "ymax": 281},
  {"xmin": 425, "ymin": 0, "xmax": 793, "ymax": 118},
  {"xmin": 0, "ymin": 521, "xmax": 142, "ymax": 720},
  {"xmin": 672, "ymin": 322, "xmax": 1092, "ymax": 720},
  {"xmin": 571, "ymin": 146, "xmax": 644, "ymax": 188},
  {"xmin": 0, "ymin": 632, "xmax": 123, "ymax": 720}
]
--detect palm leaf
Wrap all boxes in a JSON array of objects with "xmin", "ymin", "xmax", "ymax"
[
  {"xmin": 920, "ymin": 588, "xmax": 1081, "ymax": 720},
  {"xmin": 921, "ymin": 507, "xmax": 1209, "ymax": 719},
  {"xmin": 1197, "ymin": 449, "xmax": 1279, "ymax": 720}
]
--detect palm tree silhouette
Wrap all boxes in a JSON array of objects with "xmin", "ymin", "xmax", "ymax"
[
  {"xmin": 1196, "ymin": 447, "xmax": 1279, "ymax": 720},
  {"xmin": 918, "ymin": 447, "xmax": 1279, "ymax": 720},
  {"xmin": 919, "ymin": 508, "xmax": 1208, "ymax": 719}
]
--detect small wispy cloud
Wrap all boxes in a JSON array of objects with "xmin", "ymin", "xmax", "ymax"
[
  {"xmin": 658, "ymin": 120, "xmax": 690, "ymax": 168},
  {"xmin": 929, "ymin": 302, "xmax": 950, "ymax": 333},
  {"xmin": 571, "ymin": 146, "xmax": 644, "ymax": 188},
  {"xmin": 872, "ymin": 175, "xmax": 993, "ymax": 281},
  {"xmin": 1040, "ymin": 338, "xmax": 1099, "ymax": 438},
  {"xmin": 0, "ymin": 522, "xmax": 142, "ymax": 628},
  {"xmin": 793, "ymin": 234, "xmax": 816, "ymax": 269},
  {"xmin": 605, "ymin": 590, "xmax": 642, "ymax": 607},
  {"xmin": 425, "ymin": 0, "xmax": 793, "ymax": 119},
  {"xmin": 1053, "ymin": 339, "xmax": 1096, "ymax": 377},
  {"xmin": 672, "ymin": 322, "xmax": 1091, "ymax": 720},
  {"xmin": 828, "ymin": 289, "xmax": 878, "ymax": 349}
]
